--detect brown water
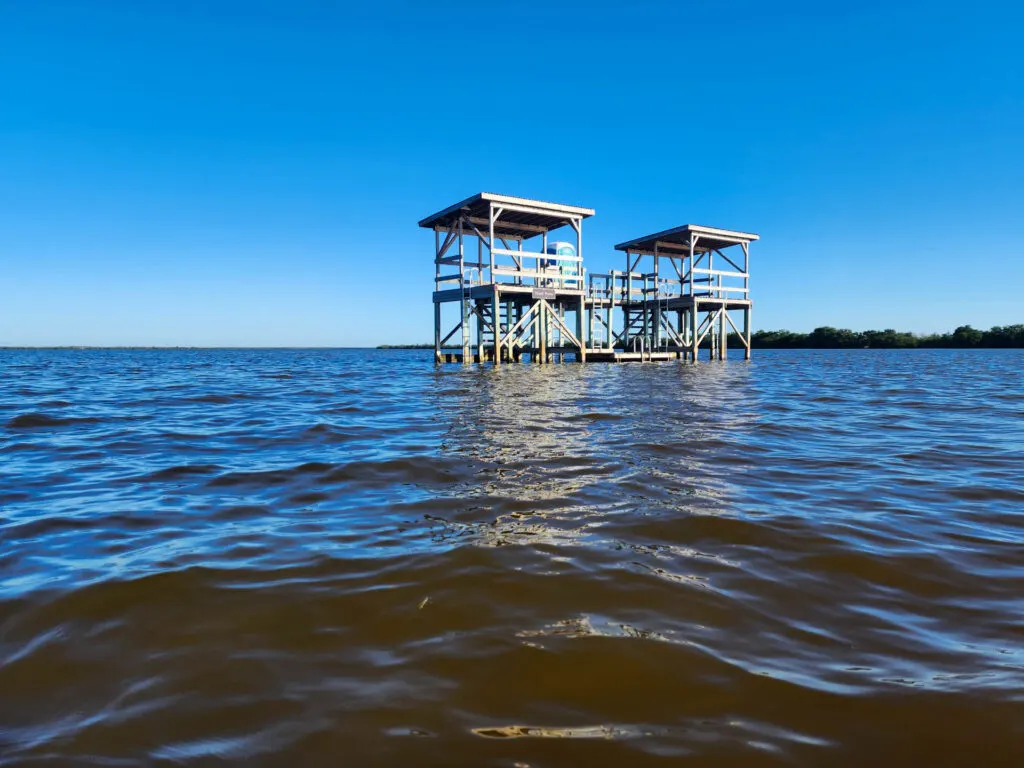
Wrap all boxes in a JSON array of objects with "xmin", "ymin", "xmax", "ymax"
[{"xmin": 1, "ymin": 349, "xmax": 1023, "ymax": 765}]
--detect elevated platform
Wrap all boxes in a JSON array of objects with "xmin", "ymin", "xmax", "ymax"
[{"xmin": 434, "ymin": 282, "xmax": 585, "ymax": 304}]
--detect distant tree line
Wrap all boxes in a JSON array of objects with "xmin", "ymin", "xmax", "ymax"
[
  {"xmin": 380, "ymin": 325, "xmax": 1024, "ymax": 350},
  {"xmin": 745, "ymin": 324, "xmax": 1024, "ymax": 349}
]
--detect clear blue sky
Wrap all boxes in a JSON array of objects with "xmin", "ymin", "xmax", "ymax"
[{"xmin": 2, "ymin": 1, "xmax": 1021, "ymax": 346}]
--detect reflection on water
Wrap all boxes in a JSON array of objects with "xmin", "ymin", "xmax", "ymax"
[
  {"xmin": 430, "ymin": 363, "xmax": 757, "ymax": 552},
  {"xmin": 1, "ymin": 348, "xmax": 1023, "ymax": 765}
]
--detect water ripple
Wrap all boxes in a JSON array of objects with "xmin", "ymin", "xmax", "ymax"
[{"xmin": 1, "ymin": 348, "xmax": 1023, "ymax": 765}]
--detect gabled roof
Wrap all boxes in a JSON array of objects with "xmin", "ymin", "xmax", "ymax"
[
  {"xmin": 616, "ymin": 224, "xmax": 759, "ymax": 255},
  {"xmin": 419, "ymin": 193, "xmax": 594, "ymax": 238}
]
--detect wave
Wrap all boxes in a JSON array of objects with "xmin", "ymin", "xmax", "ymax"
[
  {"xmin": 5, "ymin": 413, "xmax": 102, "ymax": 429},
  {"xmin": 1, "ymin": 348, "xmax": 1022, "ymax": 763}
]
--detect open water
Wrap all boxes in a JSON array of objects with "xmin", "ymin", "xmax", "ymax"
[{"xmin": 1, "ymin": 348, "xmax": 1023, "ymax": 766}]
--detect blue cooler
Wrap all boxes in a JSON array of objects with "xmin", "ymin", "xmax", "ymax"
[{"xmin": 544, "ymin": 241, "xmax": 576, "ymax": 269}]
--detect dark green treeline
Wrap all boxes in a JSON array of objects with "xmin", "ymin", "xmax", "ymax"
[
  {"xmin": 380, "ymin": 325, "xmax": 1024, "ymax": 350},
  {"xmin": 745, "ymin": 324, "xmax": 1024, "ymax": 349}
]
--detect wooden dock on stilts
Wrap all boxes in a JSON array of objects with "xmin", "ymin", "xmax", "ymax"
[
  {"xmin": 609, "ymin": 224, "xmax": 758, "ymax": 362},
  {"xmin": 420, "ymin": 193, "xmax": 758, "ymax": 364},
  {"xmin": 421, "ymin": 193, "xmax": 592, "ymax": 365}
]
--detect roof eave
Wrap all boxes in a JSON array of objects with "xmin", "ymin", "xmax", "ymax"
[
  {"xmin": 419, "ymin": 192, "xmax": 594, "ymax": 229},
  {"xmin": 615, "ymin": 224, "xmax": 759, "ymax": 252},
  {"xmin": 417, "ymin": 193, "xmax": 484, "ymax": 229}
]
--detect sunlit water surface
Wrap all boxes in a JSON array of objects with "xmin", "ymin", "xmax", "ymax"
[{"xmin": 1, "ymin": 349, "xmax": 1023, "ymax": 765}]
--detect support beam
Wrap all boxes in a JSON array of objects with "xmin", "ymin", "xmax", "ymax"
[
  {"xmin": 539, "ymin": 301, "xmax": 547, "ymax": 364},
  {"xmin": 461, "ymin": 298, "xmax": 471, "ymax": 364},
  {"xmin": 745, "ymin": 305, "xmax": 752, "ymax": 360},
  {"xmin": 476, "ymin": 301, "xmax": 484, "ymax": 362},
  {"xmin": 542, "ymin": 300, "xmax": 582, "ymax": 350},
  {"xmin": 488, "ymin": 207, "xmax": 496, "ymax": 280},
  {"xmin": 492, "ymin": 289, "xmax": 501, "ymax": 365},
  {"xmin": 653, "ymin": 245, "xmax": 661, "ymax": 349},
  {"xmin": 690, "ymin": 303, "xmax": 699, "ymax": 362},
  {"xmin": 434, "ymin": 302, "xmax": 441, "ymax": 364},
  {"xmin": 713, "ymin": 248, "xmax": 746, "ymax": 274},
  {"xmin": 720, "ymin": 308, "xmax": 728, "ymax": 360}
]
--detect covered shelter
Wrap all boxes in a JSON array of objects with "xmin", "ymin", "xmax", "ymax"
[
  {"xmin": 609, "ymin": 224, "xmax": 759, "ymax": 360},
  {"xmin": 420, "ymin": 193, "xmax": 595, "ymax": 364}
]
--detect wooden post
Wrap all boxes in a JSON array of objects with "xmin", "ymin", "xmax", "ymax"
[
  {"xmin": 680, "ymin": 308, "xmax": 687, "ymax": 360},
  {"xmin": 587, "ymin": 277, "xmax": 594, "ymax": 348},
  {"xmin": 605, "ymin": 296, "xmax": 612, "ymax": 350},
  {"xmin": 504, "ymin": 299, "xmax": 513, "ymax": 363},
  {"xmin": 577, "ymin": 294, "xmax": 586, "ymax": 363},
  {"xmin": 708, "ymin": 237, "xmax": 713, "ymax": 286},
  {"xmin": 541, "ymin": 231, "xmax": 548, "ymax": 288},
  {"xmin": 538, "ymin": 302, "xmax": 547, "ymax": 364},
  {"xmin": 434, "ymin": 301, "xmax": 441, "ymax": 364},
  {"xmin": 577, "ymin": 217, "xmax": 585, "ymax": 360},
  {"xmin": 573, "ymin": 215, "xmax": 582, "ymax": 299},
  {"xmin": 653, "ymin": 246, "xmax": 660, "ymax": 350},
  {"xmin": 492, "ymin": 289, "xmax": 501, "ymax": 366},
  {"xmin": 742, "ymin": 241, "xmax": 749, "ymax": 300},
  {"xmin": 677, "ymin": 309, "xmax": 684, "ymax": 358},
  {"xmin": 743, "ymin": 242, "xmax": 751, "ymax": 360},
  {"xmin": 488, "ymin": 205, "xmax": 496, "ymax": 281},
  {"xmin": 434, "ymin": 229, "xmax": 442, "ymax": 364},
  {"xmin": 642, "ymin": 274, "xmax": 649, "ymax": 352},
  {"xmin": 709, "ymin": 310, "xmax": 715, "ymax": 361},
  {"xmin": 688, "ymin": 233, "xmax": 695, "ymax": 298},
  {"xmin": 475, "ymin": 302, "xmax": 483, "ymax": 362},
  {"xmin": 720, "ymin": 308, "xmax": 728, "ymax": 361},
  {"xmin": 691, "ymin": 302, "xmax": 699, "ymax": 363},
  {"xmin": 547, "ymin": 302, "xmax": 553, "ymax": 364},
  {"xmin": 744, "ymin": 305, "xmax": 752, "ymax": 360},
  {"xmin": 553, "ymin": 301, "xmax": 561, "ymax": 358},
  {"xmin": 626, "ymin": 253, "xmax": 632, "ymax": 349},
  {"xmin": 459, "ymin": 218, "xmax": 470, "ymax": 363}
]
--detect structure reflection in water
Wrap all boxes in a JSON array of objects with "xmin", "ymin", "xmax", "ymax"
[{"xmin": 426, "ymin": 360, "xmax": 761, "ymax": 550}]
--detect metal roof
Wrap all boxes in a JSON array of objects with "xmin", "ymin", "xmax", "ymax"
[
  {"xmin": 418, "ymin": 193, "xmax": 595, "ymax": 238},
  {"xmin": 615, "ymin": 224, "xmax": 759, "ymax": 255}
]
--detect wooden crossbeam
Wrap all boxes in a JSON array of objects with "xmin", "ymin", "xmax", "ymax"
[
  {"xmin": 439, "ymin": 320, "xmax": 463, "ymax": 347},
  {"xmin": 695, "ymin": 308, "xmax": 724, "ymax": 347},
  {"xmin": 659, "ymin": 314, "xmax": 685, "ymax": 346},
  {"xmin": 723, "ymin": 309, "xmax": 750, "ymax": 350},
  {"xmin": 541, "ymin": 300, "xmax": 582, "ymax": 349},
  {"xmin": 500, "ymin": 301, "xmax": 541, "ymax": 348},
  {"xmin": 714, "ymin": 248, "xmax": 745, "ymax": 274}
]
